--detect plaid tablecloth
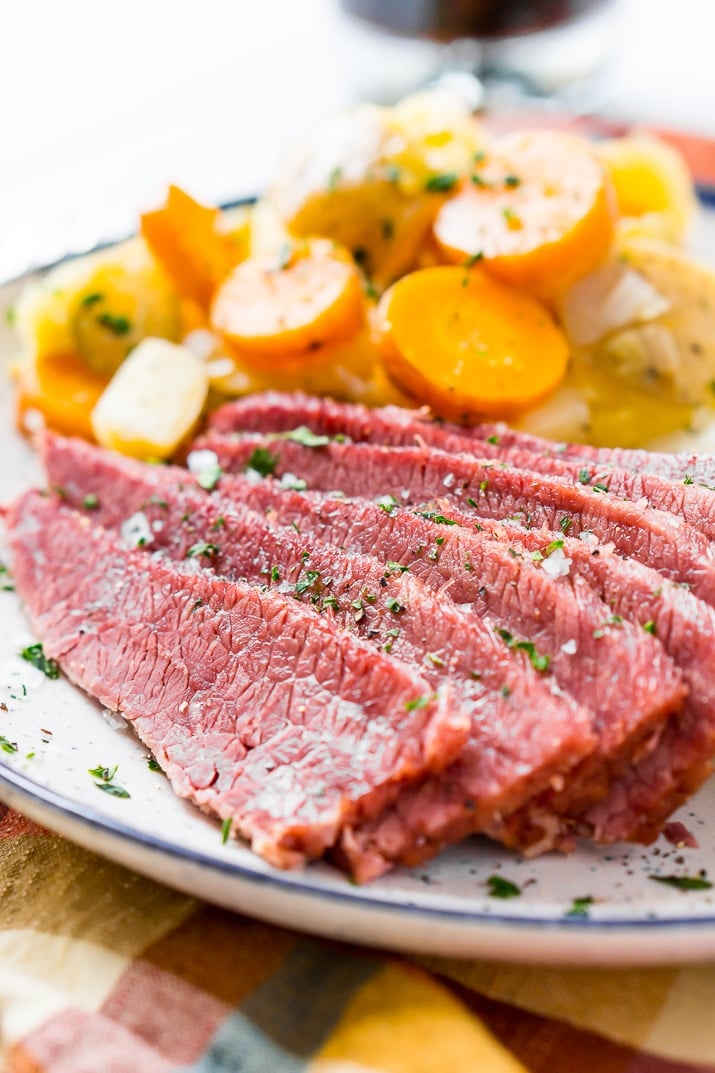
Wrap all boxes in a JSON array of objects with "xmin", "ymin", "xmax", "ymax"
[{"xmin": 1, "ymin": 805, "xmax": 713, "ymax": 1072}]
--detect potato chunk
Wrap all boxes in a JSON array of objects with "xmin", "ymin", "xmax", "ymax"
[{"xmin": 91, "ymin": 338, "xmax": 208, "ymax": 459}]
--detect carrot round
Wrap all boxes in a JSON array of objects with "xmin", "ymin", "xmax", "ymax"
[
  {"xmin": 16, "ymin": 354, "xmax": 108, "ymax": 440},
  {"xmin": 375, "ymin": 266, "xmax": 569, "ymax": 420},
  {"xmin": 210, "ymin": 238, "xmax": 365, "ymax": 366},
  {"xmin": 433, "ymin": 130, "xmax": 616, "ymax": 301}
]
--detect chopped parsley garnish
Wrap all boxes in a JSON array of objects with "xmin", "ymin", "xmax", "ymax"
[
  {"xmin": 426, "ymin": 652, "xmax": 444, "ymax": 667},
  {"xmin": 592, "ymin": 628, "xmax": 605, "ymax": 640},
  {"xmin": 418, "ymin": 511, "xmax": 457, "ymax": 526},
  {"xmin": 96, "ymin": 312, "xmax": 131, "ymax": 335},
  {"xmin": 0, "ymin": 563, "xmax": 15, "ymax": 592},
  {"xmin": 559, "ymin": 516, "xmax": 573, "ymax": 534},
  {"xmin": 190, "ymin": 599, "xmax": 204, "ymax": 614},
  {"xmin": 577, "ymin": 468, "xmax": 591, "ymax": 484},
  {"xmin": 270, "ymin": 566, "xmax": 281, "ymax": 583},
  {"xmin": 146, "ymin": 755, "xmax": 162, "ymax": 772},
  {"xmin": 486, "ymin": 875, "xmax": 521, "ymax": 899},
  {"xmin": 186, "ymin": 541, "xmax": 220, "ymax": 559},
  {"xmin": 295, "ymin": 570, "xmax": 320, "ymax": 595},
  {"xmin": 321, "ymin": 594, "xmax": 339, "ymax": 611},
  {"xmin": 650, "ymin": 874, "xmax": 712, "ymax": 891},
  {"xmin": 381, "ymin": 218, "xmax": 394, "ymax": 240},
  {"xmin": 501, "ymin": 685, "xmax": 512, "ymax": 698},
  {"xmin": 463, "ymin": 251, "xmax": 484, "ymax": 267},
  {"xmin": 565, "ymin": 896, "xmax": 594, "ymax": 917},
  {"xmin": 211, "ymin": 516, "xmax": 226, "ymax": 530},
  {"xmin": 466, "ymin": 497, "xmax": 478, "ymax": 508},
  {"xmin": 89, "ymin": 763, "xmax": 130, "ymax": 798},
  {"xmin": 5, "ymin": 306, "xmax": 16, "ymax": 326},
  {"xmin": 504, "ymin": 174, "xmax": 521, "ymax": 188},
  {"xmin": 83, "ymin": 493, "xmax": 99, "ymax": 510},
  {"xmin": 404, "ymin": 694, "xmax": 431, "ymax": 712},
  {"xmin": 424, "ymin": 172, "xmax": 459, "ymax": 193},
  {"xmin": 246, "ymin": 446, "xmax": 278, "ymax": 477},
  {"xmin": 543, "ymin": 539, "xmax": 564, "ymax": 557},
  {"xmin": 502, "ymin": 206, "xmax": 518, "ymax": 225},
  {"xmin": 683, "ymin": 475, "xmax": 694, "ymax": 485},
  {"xmin": 386, "ymin": 597, "xmax": 405, "ymax": 614},
  {"xmin": 643, "ymin": 620, "xmax": 657, "ymax": 635},
  {"xmin": 384, "ymin": 560, "xmax": 409, "ymax": 575},
  {"xmin": 377, "ymin": 494, "xmax": 400, "ymax": 514},
  {"xmin": 0, "ymin": 735, "xmax": 18, "ymax": 754},
  {"xmin": 592, "ymin": 482, "xmax": 609, "ymax": 494},
  {"xmin": 80, "ymin": 291, "xmax": 104, "ymax": 307},
  {"xmin": 221, "ymin": 816, "xmax": 233, "ymax": 844},
  {"xmin": 486, "ymin": 434, "xmax": 500, "ymax": 445},
  {"xmin": 21, "ymin": 643, "xmax": 60, "ymax": 679},
  {"xmin": 273, "ymin": 425, "xmax": 331, "ymax": 449},
  {"xmin": 496, "ymin": 629, "xmax": 550, "ymax": 672}
]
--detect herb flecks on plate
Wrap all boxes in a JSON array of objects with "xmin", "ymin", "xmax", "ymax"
[
  {"xmin": 20, "ymin": 642, "xmax": 60, "ymax": 679},
  {"xmin": 88, "ymin": 763, "xmax": 131, "ymax": 798}
]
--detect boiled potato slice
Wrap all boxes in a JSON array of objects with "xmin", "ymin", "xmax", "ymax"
[
  {"xmin": 607, "ymin": 236, "xmax": 715, "ymax": 405},
  {"xmin": 91, "ymin": 338, "xmax": 208, "ymax": 459},
  {"xmin": 597, "ymin": 133, "xmax": 696, "ymax": 243},
  {"xmin": 15, "ymin": 239, "xmax": 180, "ymax": 377}
]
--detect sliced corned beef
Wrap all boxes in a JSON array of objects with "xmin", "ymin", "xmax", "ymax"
[
  {"xmin": 5, "ymin": 490, "xmax": 469, "ymax": 873},
  {"xmin": 42, "ymin": 434, "xmax": 601, "ymax": 876},
  {"xmin": 45, "ymin": 436, "xmax": 690, "ymax": 856},
  {"xmin": 192, "ymin": 432, "xmax": 715, "ymax": 608},
  {"xmin": 209, "ymin": 391, "xmax": 715, "ymax": 486},
  {"xmin": 461, "ymin": 516, "xmax": 715, "ymax": 842},
  {"xmin": 208, "ymin": 391, "xmax": 715, "ymax": 539}
]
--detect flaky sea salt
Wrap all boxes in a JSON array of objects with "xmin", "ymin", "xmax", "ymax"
[
  {"xmin": 121, "ymin": 511, "xmax": 154, "ymax": 548},
  {"xmin": 541, "ymin": 545, "xmax": 572, "ymax": 578},
  {"xmin": 560, "ymin": 639, "xmax": 578, "ymax": 655},
  {"xmin": 579, "ymin": 531, "xmax": 598, "ymax": 545},
  {"xmin": 187, "ymin": 448, "xmax": 220, "ymax": 476}
]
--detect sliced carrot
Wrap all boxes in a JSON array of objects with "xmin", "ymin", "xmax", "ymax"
[
  {"xmin": 16, "ymin": 354, "xmax": 108, "ymax": 440},
  {"xmin": 375, "ymin": 266, "xmax": 569, "ymax": 420},
  {"xmin": 141, "ymin": 185, "xmax": 240, "ymax": 309},
  {"xmin": 210, "ymin": 238, "xmax": 365, "ymax": 366},
  {"xmin": 433, "ymin": 130, "xmax": 616, "ymax": 301}
]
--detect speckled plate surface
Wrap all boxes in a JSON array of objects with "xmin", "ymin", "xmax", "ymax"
[{"xmin": 4, "ymin": 213, "xmax": 715, "ymax": 967}]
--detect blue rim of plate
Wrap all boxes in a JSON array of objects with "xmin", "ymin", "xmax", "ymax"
[
  {"xmin": 3, "ymin": 759, "xmax": 715, "ymax": 933},
  {"xmin": 4, "ymin": 188, "xmax": 715, "ymax": 938}
]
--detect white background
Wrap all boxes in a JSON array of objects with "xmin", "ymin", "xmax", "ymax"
[{"xmin": 0, "ymin": 0, "xmax": 713, "ymax": 280}]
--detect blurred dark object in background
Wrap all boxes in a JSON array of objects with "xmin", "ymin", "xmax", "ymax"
[
  {"xmin": 342, "ymin": 0, "xmax": 607, "ymax": 42},
  {"xmin": 340, "ymin": 0, "xmax": 620, "ymax": 112}
]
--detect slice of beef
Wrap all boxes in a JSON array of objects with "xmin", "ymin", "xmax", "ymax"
[
  {"xmin": 453, "ymin": 421, "xmax": 715, "ymax": 487},
  {"xmin": 42, "ymin": 434, "xmax": 600, "ymax": 877},
  {"xmin": 45, "ymin": 437, "xmax": 689, "ymax": 858},
  {"xmin": 5, "ymin": 489, "xmax": 468, "ymax": 873},
  {"xmin": 193, "ymin": 431, "xmax": 715, "ymax": 608},
  {"xmin": 412, "ymin": 508, "xmax": 715, "ymax": 844},
  {"xmin": 208, "ymin": 391, "xmax": 715, "ymax": 539},
  {"xmin": 209, "ymin": 391, "xmax": 715, "ymax": 486}
]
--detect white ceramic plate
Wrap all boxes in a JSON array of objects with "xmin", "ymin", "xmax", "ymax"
[{"xmin": 5, "ymin": 210, "xmax": 715, "ymax": 968}]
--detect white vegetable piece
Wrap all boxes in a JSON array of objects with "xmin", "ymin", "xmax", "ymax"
[{"xmin": 91, "ymin": 338, "xmax": 208, "ymax": 459}]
